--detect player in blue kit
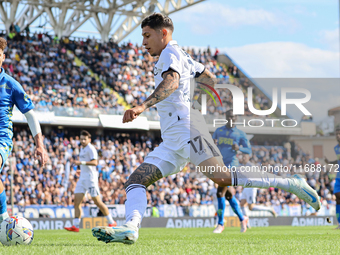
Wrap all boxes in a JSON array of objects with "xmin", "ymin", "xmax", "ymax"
[
  {"xmin": 0, "ymin": 37, "xmax": 48, "ymax": 222},
  {"xmin": 325, "ymin": 127, "xmax": 340, "ymax": 229},
  {"xmin": 212, "ymin": 109, "xmax": 251, "ymax": 233}
]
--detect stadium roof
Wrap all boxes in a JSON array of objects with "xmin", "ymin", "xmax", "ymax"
[{"xmin": 0, "ymin": 0, "xmax": 205, "ymax": 41}]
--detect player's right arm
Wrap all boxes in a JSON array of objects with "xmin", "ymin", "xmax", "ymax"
[
  {"xmin": 123, "ymin": 47, "xmax": 183, "ymax": 123},
  {"xmin": 142, "ymin": 69, "xmax": 179, "ymax": 108},
  {"xmin": 123, "ymin": 69, "xmax": 180, "ymax": 123}
]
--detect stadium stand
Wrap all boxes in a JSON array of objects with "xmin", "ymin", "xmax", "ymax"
[
  {"xmin": 2, "ymin": 32, "xmax": 270, "ymax": 120},
  {"xmin": 2, "ymin": 127, "xmax": 335, "ymax": 212}
]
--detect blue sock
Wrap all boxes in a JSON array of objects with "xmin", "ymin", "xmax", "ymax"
[
  {"xmin": 217, "ymin": 197, "xmax": 225, "ymax": 226},
  {"xmin": 0, "ymin": 190, "xmax": 7, "ymax": 214},
  {"xmin": 336, "ymin": 204, "xmax": 340, "ymax": 225},
  {"xmin": 229, "ymin": 197, "xmax": 245, "ymax": 222},
  {"xmin": 0, "ymin": 190, "xmax": 8, "ymax": 221}
]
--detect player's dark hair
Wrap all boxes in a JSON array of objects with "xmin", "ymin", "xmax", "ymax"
[
  {"xmin": 80, "ymin": 130, "xmax": 91, "ymax": 138},
  {"xmin": 0, "ymin": 37, "xmax": 7, "ymax": 51},
  {"xmin": 141, "ymin": 13, "xmax": 174, "ymax": 32},
  {"xmin": 226, "ymin": 109, "xmax": 233, "ymax": 117}
]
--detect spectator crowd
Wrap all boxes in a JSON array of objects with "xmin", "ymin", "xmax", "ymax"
[
  {"xmin": 2, "ymin": 127, "xmax": 336, "ymax": 213},
  {"xmin": 1, "ymin": 31, "xmax": 271, "ymax": 120}
]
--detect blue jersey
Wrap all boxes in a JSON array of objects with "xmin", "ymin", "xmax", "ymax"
[
  {"xmin": 0, "ymin": 68, "xmax": 34, "ymax": 144},
  {"xmin": 212, "ymin": 126, "xmax": 251, "ymax": 166},
  {"xmin": 334, "ymin": 144, "xmax": 340, "ymax": 179}
]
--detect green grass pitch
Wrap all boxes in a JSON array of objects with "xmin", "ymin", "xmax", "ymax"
[{"xmin": 0, "ymin": 226, "xmax": 339, "ymax": 255}]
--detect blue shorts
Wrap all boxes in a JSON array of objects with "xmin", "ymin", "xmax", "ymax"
[
  {"xmin": 0, "ymin": 140, "xmax": 12, "ymax": 171},
  {"xmin": 333, "ymin": 179, "xmax": 340, "ymax": 194}
]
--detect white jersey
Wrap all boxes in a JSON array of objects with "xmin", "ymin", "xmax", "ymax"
[
  {"xmin": 144, "ymin": 40, "xmax": 220, "ymax": 176},
  {"xmin": 79, "ymin": 143, "xmax": 98, "ymax": 180},
  {"xmin": 153, "ymin": 40, "xmax": 205, "ymax": 132}
]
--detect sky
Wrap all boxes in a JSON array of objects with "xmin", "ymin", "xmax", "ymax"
[
  {"xmin": 123, "ymin": 0, "xmax": 340, "ymax": 79},
  {"xmin": 3, "ymin": 0, "xmax": 340, "ymax": 122},
  {"xmin": 123, "ymin": 0, "xmax": 340, "ymax": 122}
]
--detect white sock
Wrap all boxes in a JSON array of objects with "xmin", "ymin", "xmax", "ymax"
[
  {"xmin": 252, "ymin": 205, "xmax": 273, "ymax": 213},
  {"xmin": 125, "ymin": 184, "xmax": 147, "ymax": 229},
  {"xmin": 0, "ymin": 212, "xmax": 9, "ymax": 222},
  {"xmin": 73, "ymin": 218, "xmax": 80, "ymax": 228},
  {"xmin": 105, "ymin": 214, "xmax": 114, "ymax": 224},
  {"xmin": 241, "ymin": 207, "xmax": 247, "ymax": 216},
  {"xmin": 232, "ymin": 170, "xmax": 290, "ymax": 190}
]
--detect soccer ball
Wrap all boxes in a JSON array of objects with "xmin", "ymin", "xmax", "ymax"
[{"xmin": 0, "ymin": 216, "xmax": 34, "ymax": 246}]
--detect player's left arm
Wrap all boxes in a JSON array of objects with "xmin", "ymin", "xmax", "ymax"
[
  {"xmin": 195, "ymin": 68, "xmax": 217, "ymax": 88},
  {"xmin": 193, "ymin": 64, "xmax": 217, "ymax": 106},
  {"xmin": 24, "ymin": 111, "xmax": 49, "ymax": 166},
  {"xmin": 13, "ymin": 82, "xmax": 49, "ymax": 166},
  {"xmin": 238, "ymin": 132, "xmax": 252, "ymax": 154},
  {"xmin": 123, "ymin": 69, "xmax": 179, "ymax": 123}
]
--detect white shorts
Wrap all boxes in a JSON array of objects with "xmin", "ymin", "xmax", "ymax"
[
  {"xmin": 241, "ymin": 188, "xmax": 257, "ymax": 204},
  {"xmin": 144, "ymin": 111, "xmax": 221, "ymax": 177},
  {"xmin": 74, "ymin": 178, "xmax": 100, "ymax": 197}
]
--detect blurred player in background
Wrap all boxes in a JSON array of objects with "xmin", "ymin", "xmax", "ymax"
[
  {"xmin": 212, "ymin": 110, "xmax": 250, "ymax": 233},
  {"xmin": 0, "ymin": 37, "xmax": 48, "ymax": 222},
  {"xmin": 325, "ymin": 126, "xmax": 340, "ymax": 229},
  {"xmin": 64, "ymin": 130, "xmax": 116, "ymax": 232},
  {"xmin": 92, "ymin": 13, "xmax": 320, "ymax": 245},
  {"xmin": 240, "ymin": 156, "xmax": 277, "ymax": 228}
]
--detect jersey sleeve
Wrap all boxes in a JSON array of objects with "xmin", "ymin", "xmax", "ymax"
[
  {"xmin": 12, "ymin": 81, "xmax": 34, "ymax": 114},
  {"xmin": 159, "ymin": 49, "xmax": 182, "ymax": 77},
  {"xmin": 239, "ymin": 131, "xmax": 252, "ymax": 154},
  {"xmin": 88, "ymin": 145, "xmax": 98, "ymax": 161},
  {"xmin": 193, "ymin": 60, "xmax": 205, "ymax": 77}
]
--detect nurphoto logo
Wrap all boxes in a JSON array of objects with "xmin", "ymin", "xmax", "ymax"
[{"xmin": 199, "ymin": 84, "xmax": 312, "ymax": 128}]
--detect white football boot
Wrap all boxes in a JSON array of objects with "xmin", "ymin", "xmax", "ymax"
[
  {"xmin": 270, "ymin": 208, "xmax": 278, "ymax": 217},
  {"xmin": 287, "ymin": 175, "xmax": 321, "ymax": 211},
  {"xmin": 92, "ymin": 223, "xmax": 139, "ymax": 245},
  {"xmin": 213, "ymin": 224, "xmax": 224, "ymax": 233},
  {"xmin": 240, "ymin": 216, "xmax": 248, "ymax": 233}
]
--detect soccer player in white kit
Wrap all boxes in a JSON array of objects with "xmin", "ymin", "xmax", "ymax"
[
  {"xmin": 64, "ymin": 130, "xmax": 116, "ymax": 232},
  {"xmin": 92, "ymin": 13, "xmax": 320, "ymax": 244},
  {"xmin": 239, "ymin": 155, "xmax": 277, "ymax": 228}
]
